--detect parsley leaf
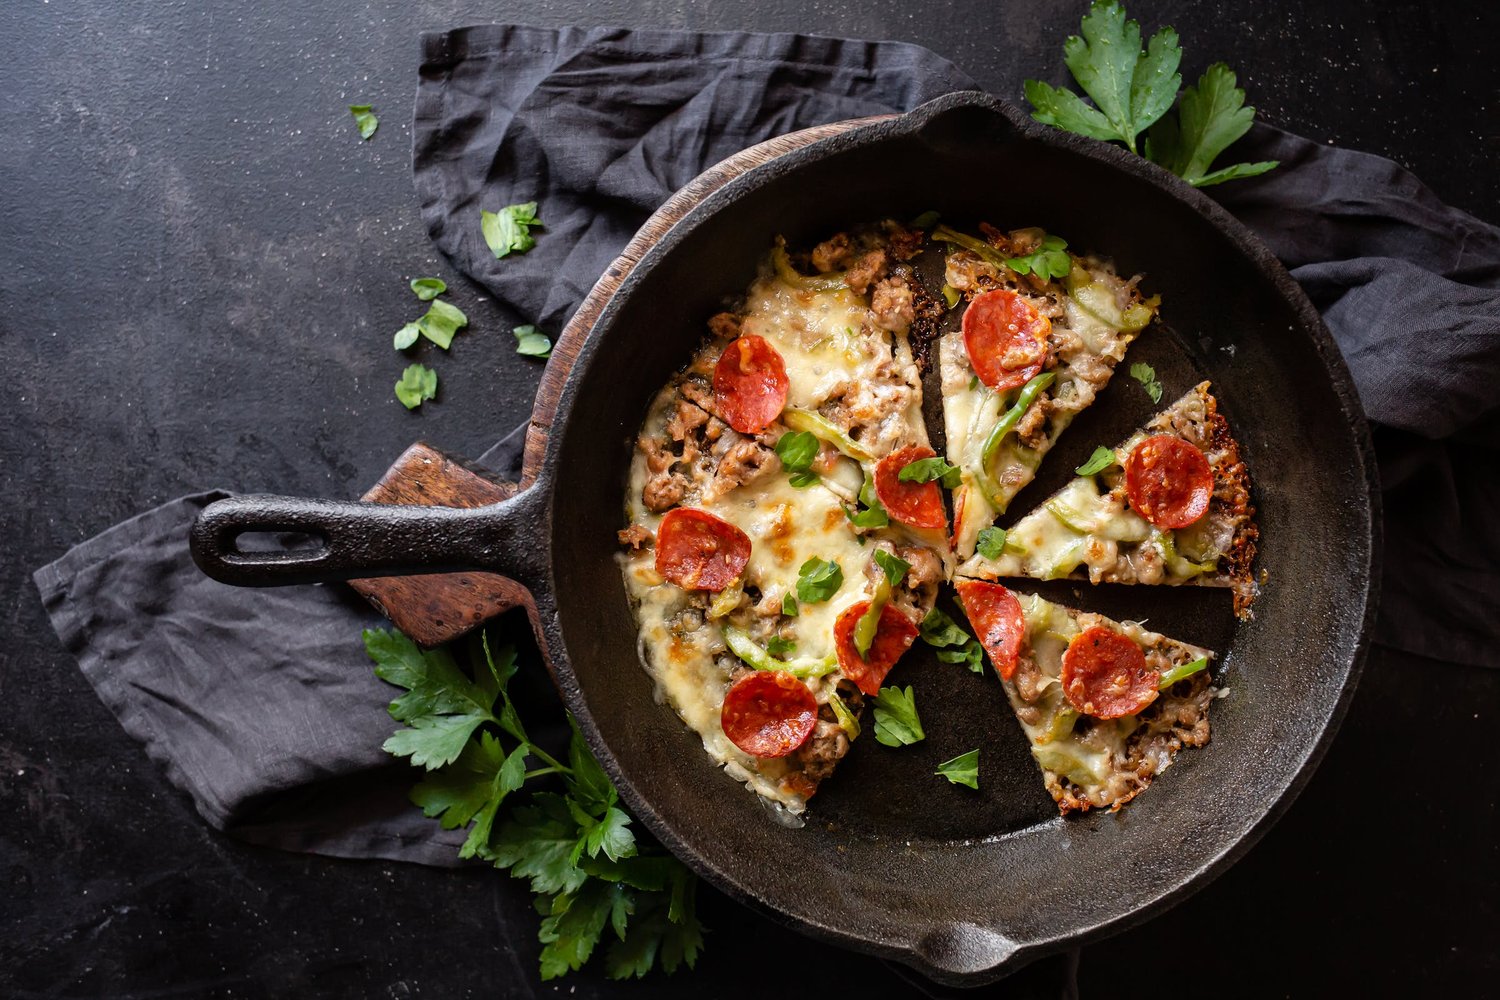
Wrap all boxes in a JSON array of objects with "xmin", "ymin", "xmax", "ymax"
[
  {"xmin": 846, "ymin": 474, "xmax": 889, "ymax": 529},
  {"xmin": 781, "ymin": 593, "xmax": 799, "ymax": 617},
  {"xmin": 410, "ymin": 277, "xmax": 446, "ymax": 301},
  {"xmin": 937, "ymin": 642, "xmax": 986, "ymax": 674},
  {"xmin": 415, "ymin": 298, "xmax": 468, "ymax": 349},
  {"xmin": 482, "ymin": 201, "xmax": 544, "ymax": 258},
  {"xmin": 1023, "ymin": 1, "xmax": 1180, "ymax": 154},
  {"xmin": 514, "ymin": 324, "xmax": 553, "ymax": 359},
  {"xmin": 393, "ymin": 322, "xmax": 420, "ymax": 350},
  {"xmin": 1145, "ymin": 63, "xmax": 1279, "ymax": 187},
  {"xmin": 394, "ymin": 363, "xmax": 438, "ymax": 410},
  {"xmin": 1004, "ymin": 234, "xmax": 1072, "ymax": 281},
  {"xmin": 1026, "ymin": 2, "xmax": 1275, "ymax": 187},
  {"xmin": 766, "ymin": 636, "xmax": 796, "ymax": 657},
  {"xmin": 775, "ymin": 430, "xmax": 820, "ymax": 488},
  {"xmin": 1075, "ymin": 446, "xmax": 1117, "ymax": 476},
  {"xmin": 795, "ymin": 558, "xmax": 843, "ymax": 604},
  {"xmin": 872, "ymin": 685, "xmax": 925, "ymax": 747},
  {"xmin": 348, "ymin": 104, "xmax": 378, "ymax": 140},
  {"xmin": 873, "ymin": 549, "xmax": 910, "ymax": 589},
  {"xmin": 935, "ymin": 749, "xmax": 980, "ymax": 789},
  {"xmin": 367, "ymin": 627, "xmax": 704, "ymax": 981},
  {"xmin": 919, "ymin": 607, "xmax": 971, "ymax": 649},
  {"xmin": 976, "ymin": 527, "xmax": 1008, "ymax": 561},
  {"xmin": 898, "ymin": 456, "xmax": 962, "ymax": 490},
  {"xmin": 1129, "ymin": 361, "xmax": 1164, "ymax": 402},
  {"xmin": 918, "ymin": 610, "xmax": 987, "ymax": 674}
]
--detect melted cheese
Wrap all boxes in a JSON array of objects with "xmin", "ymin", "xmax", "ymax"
[{"xmin": 740, "ymin": 276, "xmax": 878, "ymax": 411}]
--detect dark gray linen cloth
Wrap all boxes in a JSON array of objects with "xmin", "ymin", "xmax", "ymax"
[{"xmin": 35, "ymin": 24, "xmax": 1500, "ymax": 875}]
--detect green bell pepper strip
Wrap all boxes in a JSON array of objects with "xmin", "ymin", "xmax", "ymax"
[
  {"xmin": 1158, "ymin": 656, "xmax": 1210, "ymax": 689},
  {"xmin": 931, "ymin": 225, "xmax": 1011, "ymax": 269},
  {"xmin": 853, "ymin": 578, "xmax": 891, "ymax": 658},
  {"xmin": 722, "ymin": 625, "xmax": 838, "ymax": 679},
  {"xmin": 783, "ymin": 407, "xmax": 875, "ymax": 462},
  {"xmin": 1154, "ymin": 531, "xmax": 1219, "ymax": 578},
  {"xmin": 772, "ymin": 242, "xmax": 846, "ymax": 292},
  {"xmin": 971, "ymin": 372, "xmax": 1056, "ymax": 507},
  {"xmin": 828, "ymin": 691, "xmax": 861, "ymax": 740}
]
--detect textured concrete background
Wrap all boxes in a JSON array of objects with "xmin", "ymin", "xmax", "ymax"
[{"xmin": 2, "ymin": 1, "xmax": 1495, "ymax": 996}]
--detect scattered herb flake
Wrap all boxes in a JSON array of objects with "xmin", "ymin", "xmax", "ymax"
[
  {"xmin": 411, "ymin": 277, "xmax": 447, "ymax": 301},
  {"xmin": 935, "ymin": 749, "xmax": 980, "ymax": 789},
  {"xmin": 1129, "ymin": 361, "xmax": 1164, "ymax": 402},
  {"xmin": 515, "ymin": 324, "xmax": 553, "ymax": 359},
  {"xmin": 349, "ymin": 104, "xmax": 378, "ymax": 140},
  {"xmin": 845, "ymin": 475, "xmax": 889, "ymax": 529},
  {"xmin": 416, "ymin": 298, "xmax": 468, "ymax": 349},
  {"xmin": 775, "ymin": 430, "xmax": 820, "ymax": 489},
  {"xmin": 766, "ymin": 637, "xmax": 796, "ymax": 657},
  {"xmin": 872, "ymin": 685, "xmax": 925, "ymax": 747},
  {"xmin": 919, "ymin": 607, "xmax": 971, "ymax": 649},
  {"xmin": 937, "ymin": 642, "xmax": 986, "ymax": 674},
  {"xmin": 898, "ymin": 456, "xmax": 962, "ymax": 490},
  {"xmin": 872, "ymin": 549, "xmax": 910, "ymax": 589},
  {"xmin": 394, "ymin": 363, "xmax": 438, "ymax": 410},
  {"xmin": 781, "ymin": 593, "xmax": 799, "ymax": 617},
  {"xmin": 795, "ymin": 558, "xmax": 843, "ymax": 604},
  {"xmin": 1075, "ymin": 446, "xmax": 1117, "ymax": 476},
  {"xmin": 482, "ymin": 201, "xmax": 544, "ymax": 259},
  {"xmin": 977, "ymin": 527, "xmax": 1008, "ymax": 560},
  {"xmin": 393, "ymin": 322, "xmax": 421, "ymax": 351}
]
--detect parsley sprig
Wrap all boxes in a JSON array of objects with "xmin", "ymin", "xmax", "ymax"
[
  {"xmin": 365, "ymin": 628, "xmax": 704, "ymax": 980},
  {"xmin": 1025, "ymin": 0, "xmax": 1277, "ymax": 187}
]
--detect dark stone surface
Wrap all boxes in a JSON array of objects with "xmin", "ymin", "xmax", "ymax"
[{"xmin": 1, "ymin": 1, "xmax": 1494, "ymax": 996}]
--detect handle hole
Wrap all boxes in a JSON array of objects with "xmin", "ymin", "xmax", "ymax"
[{"xmin": 232, "ymin": 530, "xmax": 328, "ymax": 554}]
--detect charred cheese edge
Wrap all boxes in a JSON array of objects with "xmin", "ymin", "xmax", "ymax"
[
  {"xmin": 998, "ymin": 590, "xmax": 1215, "ymax": 813},
  {"xmin": 943, "ymin": 262, "xmax": 1147, "ymax": 560},
  {"xmin": 959, "ymin": 382, "xmax": 1258, "ymax": 614}
]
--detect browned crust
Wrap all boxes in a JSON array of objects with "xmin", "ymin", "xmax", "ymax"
[
  {"xmin": 1047, "ymin": 669, "xmax": 1215, "ymax": 814},
  {"xmin": 1199, "ymin": 386, "xmax": 1260, "ymax": 619}
]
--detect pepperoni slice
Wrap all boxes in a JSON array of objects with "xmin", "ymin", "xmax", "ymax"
[
  {"xmin": 1123, "ymin": 434, "xmax": 1214, "ymax": 529},
  {"xmin": 721, "ymin": 671, "xmax": 818, "ymax": 758},
  {"xmin": 954, "ymin": 580, "xmax": 1026, "ymax": 680},
  {"xmin": 834, "ymin": 601, "xmax": 920, "ymax": 696},
  {"xmin": 1060, "ymin": 626, "xmax": 1157, "ymax": 720},
  {"xmin": 712, "ymin": 335, "xmax": 789, "ymax": 434},
  {"xmin": 962, "ymin": 288, "xmax": 1051, "ymax": 392},
  {"xmin": 874, "ymin": 446, "xmax": 948, "ymax": 530},
  {"xmin": 654, "ymin": 508, "xmax": 751, "ymax": 591}
]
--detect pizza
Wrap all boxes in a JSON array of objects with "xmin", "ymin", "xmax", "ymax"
[
  {"xmin": 935, "ymin": 224, "xmax": 1157, "ymax": 559},
  {"xmin": 617, "ymin": 219, "xmax": 1257, "ymax": 819},
  {"xmin": 953, "ymin": 580, "xmax": 1215, "ymax": 813},
  {"xmin": 958, "ymin": 381, "xmax": 1259, "ymax": 617}
]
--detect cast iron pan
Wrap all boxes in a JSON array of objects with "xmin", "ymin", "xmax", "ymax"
[{"xmin": 190, "ymin": 92, "xmax": 1379, "ymax": 986}]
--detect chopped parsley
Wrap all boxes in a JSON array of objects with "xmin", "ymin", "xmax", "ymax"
[
  {"xmin": 514, "ymin": 324, "xmax": 552, "ymax": 359},
  {"xmin": 976, "ymin": 527, "xmax": 1008, "ymax": 561},
  {"xmin": 394, "ymin": 363, "xmax": 437, "ymax": 409},
  {"xmin": 781, "ymin": 593, "xmax": 799, "ymax": 617},
  {"xmin": 898, "ymin": 456, "xmax": 962, "ymax": 490},
  {"xmin": 393, "ymin": 322, "xmax": 420, "ymax": 350},
  {"xmin": 1130, "ymin": 361, "xmax": 1164, "ymax": 402},
  {"xmin": 845, "ymin": 475, "xmax": 889, "ymax": 529},
  {"xmin": 1075, "ymin": 446, "xmax": 1117, "ymax": 476},
  {"xmin": 416, "ymin": 298, "xmax": 468, "ymax": 349},
  {"xmin": 795, "ymin": 558, "xmax": 843, "ymax": 604},
  {"xmin": 765, "ymin": 636, "xmax": 797, "ymax": 658},
  {"xmin": 410, "ymin": 277, "xmax": 447, "ymax": 301},
  {"xmin": 873, "ymin": 549, "xmax": 910, "ymax": 589},
  {"xmin": 1004, "ymin": 234, "xmax": 1071, "ymax": 281},
  {"xmin": 348, "ymin": 104, "xmax": 378, "ymax": 140},
  {"xmin": 775, "ymin": 431, "xmax": 820, "ymax": 488},
  {"xmin": 872, "ymin": 685, "xmax": 925, "ymax": 747},
  {"xmin": 920, "ymin": 607, "xmax": 985, "ymax": 674},
  {"xmin": 482, "ymin": 201, "xmax": 544, "ymax": 258},
  {"xmin": 935, "ymin": 749, "xmax": 980, "ymax": 789}
]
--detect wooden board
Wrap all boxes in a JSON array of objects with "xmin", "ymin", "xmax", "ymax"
[{"xmin": 353, "ymin": 117, "xmax": 884, "ymax": 646}]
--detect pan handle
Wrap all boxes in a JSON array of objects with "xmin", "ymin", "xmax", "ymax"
[{"xmin": 189, "ymin": 489, "xmax": 548, "ymax": 588}]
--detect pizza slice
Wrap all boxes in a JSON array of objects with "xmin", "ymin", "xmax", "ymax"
[
  {"xmin": 933, "ymin": 225, "xmax": 1156, "ymax": 560},
  {"xmin": 954, "ymin": 580, "xmax": 1217, "ymax": 814},
  {"xmin": 618, "ymin": 224, "xmax": 948, "ymax": 814},
  {"xmin": 958, "ymin": 381, "xmax": 1259, "ymax": 617}
]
